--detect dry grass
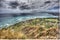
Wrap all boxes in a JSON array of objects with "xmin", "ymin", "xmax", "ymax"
[{"xmin": 0, "ymin": 18, "xmax": 58, "ymax": 39}]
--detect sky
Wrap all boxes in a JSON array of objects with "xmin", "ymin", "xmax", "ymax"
[{"xmin": 0, "ymin": 0, "xmax": 59, "ymax": 14}]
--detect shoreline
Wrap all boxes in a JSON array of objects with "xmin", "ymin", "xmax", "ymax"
[
  {"xmin": 0, "ymin": 18, "xmax": 58, "ymax": 39},
  {"xmin": 0, "ymin": 17, "xmax": 58, "ymax": 29}
]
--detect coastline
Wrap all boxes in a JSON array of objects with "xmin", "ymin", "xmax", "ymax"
[
  {"xmin": 0, "ymin": 15, "xmax": 58, "ymax": 28},
  {"xmin": 0, "ymin": 18, "xmax": 58, "ymax": 39}
]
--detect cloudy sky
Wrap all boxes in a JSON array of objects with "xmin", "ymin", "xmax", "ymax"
[{"xmin": 0, "ymin": 0, "xmax": 59, "ymax": 14}]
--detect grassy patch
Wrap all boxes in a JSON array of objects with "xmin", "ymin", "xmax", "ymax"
[{"xmin": 0, "ymin": 18, "xmax": 58, "ymax": 39}]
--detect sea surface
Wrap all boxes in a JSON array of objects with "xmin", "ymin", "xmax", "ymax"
[{"xmin": 0, "ymin": 13, "xmax": 58, "ymax": 28}]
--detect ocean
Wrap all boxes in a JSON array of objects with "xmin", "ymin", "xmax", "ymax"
[{"xmin": 0, "ymin": 13, "xmax": 58, "ymax": 28}]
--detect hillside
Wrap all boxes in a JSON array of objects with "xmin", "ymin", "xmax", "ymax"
[{"xmin": 0, "ymin": 18, "xmax": 58, "ymax": 39}]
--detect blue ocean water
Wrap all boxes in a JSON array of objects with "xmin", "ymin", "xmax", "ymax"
[{"xmin": 0, "ymin": 13, "xmax": 58, "ymax": 28}]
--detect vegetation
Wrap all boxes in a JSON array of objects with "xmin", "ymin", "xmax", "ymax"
[{"xmin": 0, "ymin": 18, "xmax": 58, "ymax": 39}]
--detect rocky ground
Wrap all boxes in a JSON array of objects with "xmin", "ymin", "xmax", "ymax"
[{"xmin": 0, "ymin": 18, "xmax": 59, "ymax": 39}]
